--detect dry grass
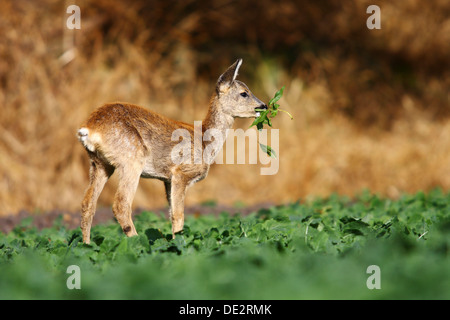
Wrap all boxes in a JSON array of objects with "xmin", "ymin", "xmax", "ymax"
[{"xmin": 0, "ymin": 0, "xmax": 449, "ymax": 215}]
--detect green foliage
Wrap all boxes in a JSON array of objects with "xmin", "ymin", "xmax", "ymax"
[
  {"xmin": 251, "ymin": 86, "xmax": 290, "ymax": 130},
  {"xmin": 0, "ymin": 190, "xmax": 449, "ymax": 299},
  {"xmin": 250, "ymin": 86, "xmax": 292, "ymax": 159},
  {"xmin": 259, "ymin": 143, "xmax": 277, "ymax": 159}
]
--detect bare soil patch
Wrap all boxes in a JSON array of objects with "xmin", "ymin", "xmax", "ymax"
[{"xmin": 0, "ymin": 203, "xmax": 274, "ymax": 234}]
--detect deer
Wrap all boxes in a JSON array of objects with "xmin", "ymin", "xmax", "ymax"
[{"xmin": 77, "ymin": 59, "xmax": 267, "ymax": 244}]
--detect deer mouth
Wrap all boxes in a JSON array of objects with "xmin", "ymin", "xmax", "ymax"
[{"xmin": 254, "ymin": 104, "xmax": 268, "ymax": 117}]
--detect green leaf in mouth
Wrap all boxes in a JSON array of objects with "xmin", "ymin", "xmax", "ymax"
[{"xmin": 250, "ymin": 86, "xmax": 291, "ymax": 159}]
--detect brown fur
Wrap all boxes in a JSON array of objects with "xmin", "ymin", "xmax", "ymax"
[{"xmin": 78, "ymin": 59, "xmax": 266, "ymax": 243}]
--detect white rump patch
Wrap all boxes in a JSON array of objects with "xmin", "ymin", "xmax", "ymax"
[
  {"xmin": 77, "ymin": 127, "xmax": 98, "ymax": 152},
  {"xmin": 77, "ymin": 127, "xmax": 89, "ymax": 142}
]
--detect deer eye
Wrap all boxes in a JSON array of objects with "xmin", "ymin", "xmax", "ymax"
[{"xmin": 240, "ymin": 92, "xmax": 249, "ymax": 98}]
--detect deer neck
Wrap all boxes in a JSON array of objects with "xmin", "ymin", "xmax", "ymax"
[
  {"xmin": 202, "ymin": 96, "xmax": 234, "ymax": 136},
  {"xmin": 200, "ymin": 96, "xmax": 234, "ymax": 162}
]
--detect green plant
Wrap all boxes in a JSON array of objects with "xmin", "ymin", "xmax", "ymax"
[
  {"xmin": 250, "ymin": 86, "xmax": 293, "ymax": 158},
  {"xmin": 0, "ymin": 190, "xmax": 449, "ymax": 299}
]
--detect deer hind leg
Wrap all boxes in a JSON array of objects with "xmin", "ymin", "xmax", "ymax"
[
  {"xmin": 169, "ymin": 175, "xmax": 188, "ymax": 238},
  {"xmin": 112, "ymin": 165, "xmax": 141, "ymax": 237},
  {"xmin": 81, "ymin": 159, "xmax": 114, "ymax": 244}
]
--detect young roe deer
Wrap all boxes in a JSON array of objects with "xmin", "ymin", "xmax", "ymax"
[{"xmin": 77, "ymin": 59, "xmax": 267, "ymax": 244}]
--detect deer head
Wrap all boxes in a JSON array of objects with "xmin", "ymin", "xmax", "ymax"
[{"xmin": 215, "ymin": 59, "xmax": 267, "ymax": 118}]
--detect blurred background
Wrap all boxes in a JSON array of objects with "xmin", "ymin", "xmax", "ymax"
[{"xmin": 0, "ymin": 0, "xmax": 449, "ymax": 216}]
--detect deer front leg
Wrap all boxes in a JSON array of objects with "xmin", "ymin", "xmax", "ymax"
[
  {"xmin": 164, "ymin": 179, "xmax": 171, "ymax": 208},
  {"xmin": 164, "ymin": 179, "xmax": 172, "ymax": 221},
  {"xmin": 169, "ymin": 175, "xmax": 188, "ymax": 238},
  {"xmin": 112, "ymin": 165, "xmax": 141, "ymax": 237},
  {"xmin": 81, "ymin": 160, "xmax": 113, "ymax": 244}
]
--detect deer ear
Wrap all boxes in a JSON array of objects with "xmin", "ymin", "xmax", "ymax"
[{"xmin": 217, "ymin": 59, "xmax": 243, "ymax": 94}]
